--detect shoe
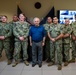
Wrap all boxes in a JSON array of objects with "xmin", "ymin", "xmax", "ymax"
[
  {"xmin": 48, "ymin": 62, "xmax": 54, "ymax": 66},
  {"xmin": 69, "ymin": 58, "xmax": 75, "ymax": 63},
  {"xmin": 39, "ymin": 64, "xmax": 42, "ymax": 68},
  {"xmin": 64, "ymin": 62, "xmax": 69, "ymax": 66},
  {"xmin": 24, "ymin": 60, "xmax": 29, "ymax": 66},
  {"xmin": 32, "ymin": 64, "xmax": 36, "ymax": 67},
  {"xmin": 45, "ymin": 58, "xmax": 51, "ymax": 63},
  {"xmin": 7, "ymin": 60, "xmax": 12, "ymax": 65},
  {"xmin": 58, "ymin": 65, "xmax": 62, "ymax": 70},
  {"xmin": 12, "ymin": 61, "xmax": 18, "ymax": 67}
]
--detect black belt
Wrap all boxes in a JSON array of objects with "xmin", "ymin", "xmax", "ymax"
[{"xmin": 33, "ymin": 41, "xmax": 42, "ymax": 43}]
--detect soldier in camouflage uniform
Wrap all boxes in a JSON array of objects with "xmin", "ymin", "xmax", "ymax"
[
  {"xmin": 63, "ymin": 19, "xmax": 72, "ymax": 66},
  {"xmin": 70, "ymin": 15, "xmax": 76, "ymax": 63},
  {"xmin": 0, "ymin": 16, "xmax": 12, "ymax": 65},
  {"xmin": 43, "ymin": 17, "xmax": 53, "ymax": 62},
  {"xmin": 9, "ymin": 15, "xmax": 19, "ymax": 59},
  {"xmin": 10, "ymin": 15, "xmax": 19, "ymax": 24},
  {"xmin": 48, "ymin": 16, "xmax": 64, "ymax": 70},
  {"xmin": 12, "ymin": 13, "xmax": 30, "ymax": 67}
]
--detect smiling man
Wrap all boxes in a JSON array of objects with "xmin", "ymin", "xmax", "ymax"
[
  {"xmin": 12, "ymin": 13, "xmax": 30, "ymax": 67},
  {"xmin": 48, "ymin": 16, "xmax": 64, "ymax": 70},
  {"xmin": 29, "ymin": 17, "xmax": 46, "ymax": 68},
  {"xmin": 63, "ymin": 19, "xmax": 72, "ymax": 66},
  {"xmin": 0, "ymin": 15, "xmax": 12, "ymax": 65}
]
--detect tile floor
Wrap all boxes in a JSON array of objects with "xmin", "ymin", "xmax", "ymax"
[{"xmin": 0, "ymin": 50, "xmax": 76, "ymax": 75}]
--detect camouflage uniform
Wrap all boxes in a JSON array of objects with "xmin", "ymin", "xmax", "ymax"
[
  {"xmin": 9, "ymin": 21, "xmax": 17, "ymax": 59},
  {"xmin": 63, "ymin": 24, "xmax": 72, "ymax": 62},
  {"xmin": 71, "ymin": 22, "xmax": 76, "ymax": 60},
  {"xmin": 48, "ymin": 24, "xmax": 64, "ymax": 65},
  {"xmin": 0, "ymin": 22, "xmax": 12, "ymax": 60},
  {"xmin": 43, "ymin": 23, "xmax": 52, "ymax": 60},
  {"xmin": 13, "ymin": 21, "xmax": 29, "ymax": 61}
]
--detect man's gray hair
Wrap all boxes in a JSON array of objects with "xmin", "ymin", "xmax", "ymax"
[{"xmin": 33, "ymin": 17, "xmax": 40, "ymax": 22}]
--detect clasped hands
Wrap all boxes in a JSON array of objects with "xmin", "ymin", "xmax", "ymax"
[
  {"xmin": 19, "ymin": 36, "xmax": 25, "ymax": 41},
  {"xmin": 0, "ymin": 36, "xmax": 5, "ymax": 40},
  {"xmin": 50, "ymin": 38, "xmax": 57, "ymax": 42}
]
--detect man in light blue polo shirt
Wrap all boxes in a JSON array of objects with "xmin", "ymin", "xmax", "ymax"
[{"xmin": 29, "ymin": 17, "xmax": 46, "ymax": 68}]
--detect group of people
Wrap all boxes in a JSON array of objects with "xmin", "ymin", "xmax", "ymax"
[{"xmin": 0, "ymin": 13, "xmax": 76, "ymax": 70}]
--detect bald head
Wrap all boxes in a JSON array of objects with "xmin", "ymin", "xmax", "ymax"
[
  {"xmin": 33, "ymin": 17, "xmax": 40, "ymax": 26},
  {"xmin": 65, "ymin": 18, "xmax": 70, "ymax": 25}
]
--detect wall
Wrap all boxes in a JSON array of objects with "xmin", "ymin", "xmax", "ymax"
[
  {"xmin": 0, "ymin": 0, "xmax": 76, "ymax": 21},
  {"xmin": 0, "ymin": 0, "xmax": 17, "ymax": 22},
  {"xmin": 19, "ymin": 0, "xmax": 54, "ymax": 19},
  {"xmin": 54, "ymin": 0, "xmax": 76, "ymax": 15}
]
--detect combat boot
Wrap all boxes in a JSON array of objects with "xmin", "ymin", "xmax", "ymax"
[
  {"xmin": 58, "ymin": 65, "xmax": 62, "ymax": 70},
  {"xmin": 69, "ymin": 58, "xmax": 75, "ymax": 63},
  {"xmin": 24, "ymin": 60, "xmax": 29, "ymax": 66},
  {"xmin": 64, "ymin": 62, "xmax": 69, "ymax": 66},
  {"xmin": 48, "ymin": 62, "xmax": 55, "ymax": 66},
  {"xmin": 7, "ymin": 60, "xmax": 12, "ymax": 65},
  {"xmin": 12, "ymin": 61, "xmax": 19, "ymax": 67}
]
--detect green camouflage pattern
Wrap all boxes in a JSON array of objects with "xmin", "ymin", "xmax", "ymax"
[
  {"xmin": 13, "ymin": 21, "xmax": 30, "ymax": 61},
  {"xmin": 48, "ymin": 23, "xmax": 64, "ymax": 64},
  {"xmin": 0, "ymin": 22, "xmax": 12, "ymax": 59}
]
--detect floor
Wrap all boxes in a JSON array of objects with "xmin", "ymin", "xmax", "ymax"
[{"xmin": 0, "ymin": 50, "xmax": 76, "ymax": 75}]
